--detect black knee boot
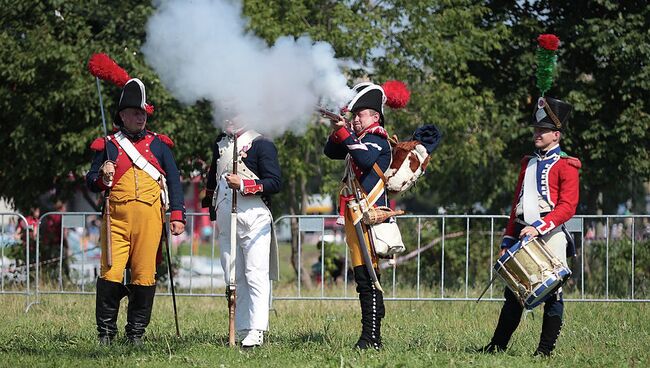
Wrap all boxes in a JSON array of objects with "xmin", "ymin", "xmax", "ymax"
[
  {"xmin": 481, "ymin": 288, "xmax": 523, "ymax": 353},
  {"xmin": 534, "ymin": 315, "xmax": 562, "ymax": 356},
  {"xmin": 96, "ymin": 277, "xmax": 130, "ymax": 344},
  {"xmin": 535, "ymin": 294, "xmax": 564, "ymax": 356},
  {"xmin": 353, "ymin": 266, "xmax": 385, "ymax": 350},
  {"xmin": 125, "ymin": 284, "xmax": 156, "ymax": 345}
]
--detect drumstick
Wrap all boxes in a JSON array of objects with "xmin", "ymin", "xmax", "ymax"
[{"xmin": 476, "ymin": 272, "xmax": 500, "ymax": 303}]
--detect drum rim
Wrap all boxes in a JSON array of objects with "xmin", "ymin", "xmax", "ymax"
[
  {"xmin": 524, "ymin": 268, "xmax": 571, "ymax": 309},
  {"xmin": 496, "ymin": 236, "xmax": 537, "ymax": 264}
]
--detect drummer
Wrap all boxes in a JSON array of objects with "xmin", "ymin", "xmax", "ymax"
[{"xmin": 479, "ymin": 94, "xmax": 581, "ymax": 357}]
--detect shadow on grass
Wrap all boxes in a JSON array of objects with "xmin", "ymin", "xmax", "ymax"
[{"xmin": 0, "ymin": 330, "xmax": 236, "ymax": 360}]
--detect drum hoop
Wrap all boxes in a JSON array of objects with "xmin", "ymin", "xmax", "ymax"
[
  {"xmin": 525, "ymin": 278, "xmax": 560, "ymax": 309},
  {"xmin": 496, "ymin": 263, "xmax": 523, "ymax": 295},
  {"xmin": 524, "ymin": 268, "xmax": 572, "ymax": 309}
]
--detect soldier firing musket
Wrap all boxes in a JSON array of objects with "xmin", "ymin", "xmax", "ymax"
[{"xmin": 323, "ymin": 81, "xmax": 410, "ymax": 350}]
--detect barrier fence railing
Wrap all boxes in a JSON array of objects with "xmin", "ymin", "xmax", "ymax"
[
  {"xmin": 272, "ymin": 214, "xmax": 650, "ymax": 302},
  {"xmin": 1, "ymin": 212, "xmax": 648, "ymax": 311},
  {"xmin": 0, "ymin": 212, "xmax": 33, "ymax": 310}
]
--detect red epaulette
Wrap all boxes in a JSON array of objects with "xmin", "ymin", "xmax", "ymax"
[
  {"xmin": 562, "ymin": 156, "xmax": 582, "ymax": 169},
  {"xmin": 154, "ymin": 133, "xmax": 175, "ymax": 148},
  {"xmin": 90, "ymin": 137, "xmax": 105, "ymax": 152},
  {"xmin": 521, "ymin": 155, "xmax": 533, "ymax": 164}
]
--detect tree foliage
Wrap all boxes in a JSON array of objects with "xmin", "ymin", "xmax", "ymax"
[
  {"xmin": 0, "ymin": 0, "xmax": 215, "ymax": 212},
  {"xmin": 482, "ymin": 0, "xmax": 650, "ymax": 213},
  {"xmin": 0, "ymin": 0, "xmax": 648, "ymax": 216}
]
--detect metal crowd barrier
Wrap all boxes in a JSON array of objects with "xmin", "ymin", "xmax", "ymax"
[
  {"xmin": 1, "ymin": 211, "xmax": 647, "ymax": 312},
  {"xmin": 0, "ymin": 212, "xmax": 33, "ymax": 310},
  {"xmin": 272, "ymin": 214, "xmax": 650, "ymax": 303}
]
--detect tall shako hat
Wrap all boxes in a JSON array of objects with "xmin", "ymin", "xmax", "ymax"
[
  {"xmin": 532, "ymin": 34, "xmax": 572, "ymax": 131},
  {"xmin": 87, "ymin": 53, "xmax": 154, "ymax": 126},
  {"xmin": 346, "ymin": 80, "xmax": 410, "ymax": 125}
]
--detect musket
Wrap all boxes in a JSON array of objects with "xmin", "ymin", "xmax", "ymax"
[
  {"xmin": 227, "ymin": 133, "xmax": 238, "ymax": 347},
  {"xmin": 316, "ymin": 106, "xmax": 343, "ymax": 121},
  {"xmin": 350, "ymin": 184, "xmax": 384, "ymax": 293},
  {"xmin": 162, "ymin": 216, "xmax": 181, "ymax": 337}
]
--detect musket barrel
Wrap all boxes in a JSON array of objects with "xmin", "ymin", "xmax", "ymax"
[{"xmin": 316, "ymin": 106, "xmax": 342, "ymax": 121}]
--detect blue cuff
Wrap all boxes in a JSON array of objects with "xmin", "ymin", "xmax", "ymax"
[
  {"xmin": 500, "ymin": 236, "xmax": 517, "ymax": 249},
  {"xmin": 531, "ymin": 219, "xmax": 553, "ymax": 235}
]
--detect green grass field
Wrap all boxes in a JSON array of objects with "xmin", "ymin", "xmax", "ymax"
[{"xmin": 0, "ymin": 293, "xmax": 648, "ymax": 367}]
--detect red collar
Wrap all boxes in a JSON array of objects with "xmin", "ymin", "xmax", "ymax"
[{"xmin": 359, "ymin": 123, "xmax": 388, "ymax": 138}]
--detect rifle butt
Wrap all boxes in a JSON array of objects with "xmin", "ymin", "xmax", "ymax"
[{"xmin": 228, "ymin": 287, "xmax": 236, "ymax": 347}]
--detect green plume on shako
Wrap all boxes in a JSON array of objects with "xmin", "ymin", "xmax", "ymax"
[{"xmin": 535, "ymin": 34, "xmax": 560, "ymax": 96}]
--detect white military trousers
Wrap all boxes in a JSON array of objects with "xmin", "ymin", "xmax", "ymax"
[
  {"xmin": 216, "ymin": 177, "xmax": 272, "ymax": 331},
  {"xmin": 540, "ymin": 227, "xmax": 568, "ymax": 268}
]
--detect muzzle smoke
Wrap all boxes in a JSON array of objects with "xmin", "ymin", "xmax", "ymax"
[{"xmin": 142, "ymin": 0, "xmax": 353, "ymax": 136}]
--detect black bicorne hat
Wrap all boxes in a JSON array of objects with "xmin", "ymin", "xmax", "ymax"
[
  {"xmin": 114, "ymin": 78, "xmax": 147, "ymax": 126},
  {"xmin": 347, "ymin": 83, "xmax": 386, "ymax": 124},
  {"xmin": 531, "ymin": 96, "xmax": 572, "ymax": 131}
]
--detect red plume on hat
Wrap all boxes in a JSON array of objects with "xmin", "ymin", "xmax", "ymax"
[
  {"xmin": 382, "ymin": 80, "xmax": 410, "ymax": 109},
  {"xmin": 87, "ymin": 53, "xmax": 154, "ymax": 115}
]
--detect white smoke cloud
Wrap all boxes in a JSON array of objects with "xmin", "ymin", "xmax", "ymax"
[{"xmin": 142, "ymin": 0, "xmax": 353, "ymax": 136}]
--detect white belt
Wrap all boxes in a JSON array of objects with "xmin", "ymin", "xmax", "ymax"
[
  {"xmin": 113, "ymin": 131, "xmax": 162, "ymax": 182},
  {"xmin": 522, "ymin": 157, "xmax": 541, "ymax": 224}
]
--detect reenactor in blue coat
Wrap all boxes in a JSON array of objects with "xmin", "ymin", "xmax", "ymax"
[
  {"xmin": 202, "ymin": 118, "xmax": 282, "ymax": 347},
  {"xmin": 86, "ymin": 78, "xmax": 186, "ymax": 344},
  {"xmin": 324, "ymin": 83, "xmax": 392, "ymax": 350}
]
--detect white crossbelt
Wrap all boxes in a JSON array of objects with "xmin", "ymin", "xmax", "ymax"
[
  {"xmin": 113, "ymin": 131, "xmax": 162, "ymax": 181},
  {"xmin": 113, "ymin": 131, "xmax": 169, "ymax": 209},
  {"xmin": 215, "ymin": 130, "xmax": 261, "ymax": 178},
  {"xmin": 522, "ymin": 157, "xmax": 541, "ymax": 224}
]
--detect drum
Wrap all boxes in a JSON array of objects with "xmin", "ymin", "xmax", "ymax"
[{"xmin": 494, "ymin": 237, "xmax": 571, "ymax": 310}]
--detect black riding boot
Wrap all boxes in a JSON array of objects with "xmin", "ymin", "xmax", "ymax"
[
  {"xmin": 96, "ymin": 277, "xmax": 130, "ymax": 344},
  {"xmin": 480, "ymin": 288, "xmax": 523, "ymax": 353},
  {"xmin": 534, "ymin": 315, "xmax": 562, "ymax": 356},
  {"xmin": 534, "ymin": 291, "xmax": 564, "ymax": 356},
  {"xmin": 353, "ymin": 266, "xmax": 385, "ymax": 350},
  {"xmin": 125, "ymin": 284, "xmax": 156, "ymax": 345}
]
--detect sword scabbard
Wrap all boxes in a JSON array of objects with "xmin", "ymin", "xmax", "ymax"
[{"xmin": 104, "ymin": 194, "xmax": 112, "ymax": 267}]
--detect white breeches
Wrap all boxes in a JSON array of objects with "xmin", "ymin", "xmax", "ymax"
[
  {"xmin": 541, "ymin": 228, "xmax": 568, "ymax": 268},
  {"xmin": 216, "ymin": 186, "xmax": 272, "ymax": 331}
]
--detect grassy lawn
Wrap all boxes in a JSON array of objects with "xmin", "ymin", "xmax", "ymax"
[{"xmin": 0, "ymin": 293, "xmax": 648, "ymax": 367}]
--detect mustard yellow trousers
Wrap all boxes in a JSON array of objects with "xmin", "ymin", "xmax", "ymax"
[
  {"xmin": 344, "ymin": 203, "xmax": 378, "ymax": 268},
  {"xmin": 101, "ymin": 199, "xmax": 162, "ymax": 286}
]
